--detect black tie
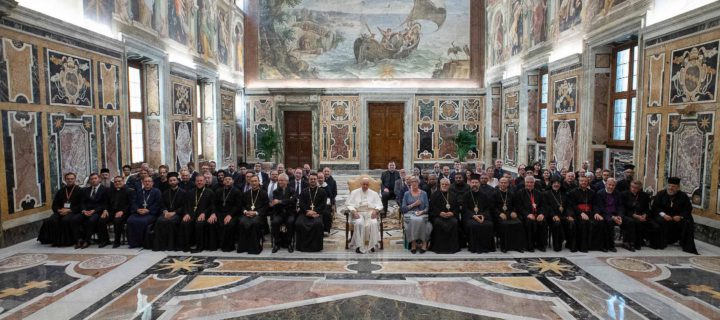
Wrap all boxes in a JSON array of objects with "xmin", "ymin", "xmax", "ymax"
[{"xmin": 90, "ymin": 187, "xmax": 96, "ymax": 198}]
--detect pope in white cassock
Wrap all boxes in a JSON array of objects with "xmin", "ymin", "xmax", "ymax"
[{"xmin": 346, "ymin": 178, "xmax": 383, "ymax": 253}]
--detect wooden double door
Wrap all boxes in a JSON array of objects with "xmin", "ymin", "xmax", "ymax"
[
  {"xmin": 283, "ymin": 111, "xmax": 312, "ymax": 168},
  {"xmin": 369, "ymin": 103, "xmax": 404, "ymax": 169}
]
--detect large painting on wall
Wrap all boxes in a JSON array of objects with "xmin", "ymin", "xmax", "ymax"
[
  {"xmin": 257, "ymin": 0, "xmax": 471, "ymax": 80},
  {"xmin": 553, "ymin": 76, "xmax": 578, "ymax": 114}
]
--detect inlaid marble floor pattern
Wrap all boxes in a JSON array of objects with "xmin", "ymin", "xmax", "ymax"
[{"xmin": 1, "ymin": 239, "xmax": 719, "ymax": 320}]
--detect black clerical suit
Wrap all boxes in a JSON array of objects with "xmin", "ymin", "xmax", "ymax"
[
  {"xmin": 296, "ymin": 186, "xmax": 327, "ymax": 252},
  {"xmin": 271, "ymin": 186, "xmax": 297, "ymax": 250},
  {"xmin": 39, "ymin": 185, "xmax": 83, "ymax": 246},
  {"xmin": 514, "ymin": 188, "xmax": 548, "ymax": 252},
  {"xmin": 188, "ymin": 187, "xmax": 216, "ymax": 251},
  {"xmin": 215, "ymin": 186, "xmax": 242, "ymax": 252},
  {"xmin": 594, "ymin": 189, "xmax": 634, "ymax": 251},
  {"xmin": 621, "ymin": 190, "xmax": 655, "ymax": 249},
  {"xmin": 494, "ymin": 188, "xmax": 526, "ymax": 252},
  {"xmin": 74, "ymin": 185, "xmax": 108, "ymax": 245},
  {"xmin": 153, "ymin": 187, "xmax": 186, "ymax": 251},
  {"xmin": 176, "ymin": 187, "xmax": 212, "ymax": 251},
  {"xmin": 380, "ymin": 170, "xmax": 401, "ymax": 213},
  {"xmin": 429, "ymin": 190, "xmax": 460, "ymax": 254},
  {"xmin": 106, "ymin": 186, "xmax": 134, "ymax": 245},
  {"xmin": 543, "ymin": 188, "xmax": 570, "ymax": 252},
  {"xmin": 567, "ymin": 187, "xmax": 594, "ymax": 252},
  {"xmin": 237, "ymin": 188, "xmax": 269, "ymax": 254},
  {"xmin": 462, "ymin": 189, "xmax": 495, "ymax": 253},
  {"xmin": 651, "ymin": 190, "xmax": 698, "ymax": 254}
]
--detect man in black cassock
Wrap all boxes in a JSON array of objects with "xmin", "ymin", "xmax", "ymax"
[
  {"xmin": 380, "ymin": 161, "xmax": 400, "ymax": 214},
  {"xmin": 429, "ymin": 177, "xmax": 460, "ymax": 254},
  {"xmin": 651, "ymin": 177, "xmax": 698, "ymax": 254},
  {"xmin": 127, "ymin": 176, "xmax": 162, "ymax": 249},
  {"xmin": 567, "ymin": 175, "xmax": 595, "ymax": 252},
  {"xmin": 318, "ymin": 172, "xmax": 335, "ymax": 234},
  {"xmin": 39, "ymin": 172, "xmax": 83, "ymax": 246},
  {"xmin": 621, "ymin": 180, "xmax": 655, "ymax": 250},
  {"xmin": 153, "ymin": 172, "xmax": 185, "ymax": 251},
  {"xmin": 237, "ymin": 175, "xmax": 268, "ymax": 254},
  {"xmin": 594, "ymin": 178, "xmax": 636, "ymax": 252},
  {"xmin": 296, "ymin": 173, "xmax": 327, "ymax": 252},
  {"xmin": 271, "ymin": 173, "xmax": 297, "ymax": 253},
  {"xmin": 185, "ymin": 175, "xmax": 215, "ymax": 252},
  {"xmin": 543, "ymin": 177, "xmax": 569, "ymax": 252},
  {"xmin": 515, "ymin": 176, "xmax": 548, "ymax": 252},
  {"xmin": 75, "ymin": 173, "xmax": 108, "ymax": 248},
  {"xmin": 494, "ymin": 177, "xmax": 526, "ymax": 252},
  {"xmin": 615, "ymin": 164, "xmax": 635, "ymax": 193},
  {"xmin": 216, "ymin": 175, "xmax": 242, "ymax": 252},
  {"xmin": 462, "ymin": 174, "xmax": 495, "ymax": 253},
  {"xmin": 105, "ymin": 176, "xmax": 135, "ymax": 248}
]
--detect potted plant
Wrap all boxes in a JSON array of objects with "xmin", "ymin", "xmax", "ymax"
[
  {"xmin": 258, "ymin": 127, "xmax": 280, "ymax": 165},
  {"xmin": 453, "ymin": 129, "xmax": 477, "ymax": 162}
]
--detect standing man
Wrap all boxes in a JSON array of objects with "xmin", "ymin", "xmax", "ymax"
[
  {"xmin": 126, "ymin": 177, "xmax": 161, "ymax": 249},
  {"xmin": 346, "ymin": 177, "xmax": 383, "ymax": 254},
  {"xmin": 615, "ymin": 164, "xmax": 635, "ymax": 192},
  {"xmin": 254, "ymin": 163, "xmax": 269, "ymax": 190},
  {"xmin": 493, "ymin": 159, "xmax": 504, "ymax": 180},
  {"xmin": 380, "ymin": 161, "xmax": 400, "ymax": 215},
  {"xmin": 215, "ymin": 176, "xmax": 242, "ymax": 252}
]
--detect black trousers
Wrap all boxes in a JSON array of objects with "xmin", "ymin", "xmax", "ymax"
[{"xmin": 381, "ymin": 191, "xmax": 395, "ymax": 213}]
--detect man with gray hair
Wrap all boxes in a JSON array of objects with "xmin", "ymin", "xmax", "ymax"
[
  {"xmin": 346, "ymin": 177, "xmax": 383, "ymax": 253},
  {"xmin": 514, "ymin": 175, "xmax": 548, "ymax": 252}
]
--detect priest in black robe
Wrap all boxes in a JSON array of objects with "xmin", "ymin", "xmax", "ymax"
[
  {"xmin": 39, "ymin": 172, "xmax": 83, "ymax": 246},
  {"xmin": 271, "ymin": 173, "xmax": 297, "ymax": 253},
  {"xmin": 127, "ymin": 176, "xmax": 162, "ymax": 248},
  {"xmin": 216, "ymin": 176, "xmax": 242, "ymax": 252},
  {"xmin": 651, "ymin": 177, "xmax": 698, "ymax": 254},
  {"xmin": 621, "ymin": 180, "xmax": 656, "ymax": 250},
  {"xmin": 543, "ymin": 177, "xmax": 569, "ymax": 252},
  {"xmin": 462, "ymin": 174, "xmax": 495, "ymax": 253},
  {"xmin": 515, "ymin": 176, "xmax": 548, "ymax": 251},
  {"xmin": 153, "ymin": 172, "xmax": 185, "ymax": 251},
  {"xmin": 594, "ymin": 178, "xmax": 635, "ymax": 252},
  {"xmin": 296, "ymin": 173, "xmax": 327, "ymax": 252},
  {"xmin": 615, "ymin": 164, "xmax": 635, "ymax": 193},
  {"xmin": 429, "ymin": 178, "xmax": 460, "ymax": 254},
  {"xmin": 186, "ymin": 175, "xmax": 216, "ymax": 252},
  {"xmin": 567, "ymin": 175, "xmax": 594, "ymax": 252},
  {"xmin": 493, "ymin": 177, "xmax": 526, "ymax": 252},
  {"xmin": 75, "ymin": 173, "xmax": 108, "ymax": 248},
  {"xmin": 106, "ymin": 176, "xmax": 135, "ymax": 248},
  {"xmin": 237, "ymin": 175, "xmax": 269, "ymax": 254}
]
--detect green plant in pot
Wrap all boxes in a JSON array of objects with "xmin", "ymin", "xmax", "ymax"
[
  {"xmin": 258, "ymin": 127, "xmax": 280, "ymax": 163},
  {"xmin": 453, "ymin": 129, "xmax": 477, "ymax": 162}
]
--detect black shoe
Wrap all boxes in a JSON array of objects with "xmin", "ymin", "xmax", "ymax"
[
  {"xmin": 622, "ymin": 244, "xmax": 634, "ymax": 252},
  {"xmin": 98, "ymin": 242, "xmax": 108, "ymax": 248},
  {"xmin": 538, "ymin": 247, "xmax": 546, "ymax": 252},
  {"xmin": 419, "ymin": 248, "xmax": 426, "ymax": 254},
  {"xmin": 601, "ymin": 248, "xmax": 608, "ymax": 252},
  {"xmin": 356, "ymin": 248, "xmax": 362, "ymax": 254},
  {"xmin": 190, "ymin": 248, "xmax": 203, "ymax": 253},
  {"xmin": 410, "ymin": 248, "xmax": 417, "ymax": 254},
  {"xmin": 288, "ymin": 245, "xmax": 294, "ymax": 253},
  {"xmin": 81, "ymin": 241, "xmax": 90, "ymax": 249},
  {"xmin": 75, "ymin": 240, "xmax": 83, "ymax": 249},
  {"xmin": 272, "ymin": 246, "xmax": 280, "ymax": 253},
  {"xmin": 370, "ymin": 248, "xmax": 375, "ymax": 253},
  {"xmin": 112, "ymin": 242, "xmax": 121, "ymax": 248},
  {"xmin": 609, "ymin": 247, "xmax": 617, "ymax": 252},
  {"xmin": 527, "ymin": 249, "xmax": 535, "ymax": 253}
]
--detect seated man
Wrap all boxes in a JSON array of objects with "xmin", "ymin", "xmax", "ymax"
[
  {"xmin": 594, "ymin": 178, "xmax": 635, "ymax": 252},
  {"xmin": 127, "ymin": 176, "xmax": 161, "ymax": 249},
  {"xmin": 237, "ymin": 175, "xmax": 268, "ymax": 254},
  {"xmin": 462, "ymin": 174, "xmax": 494, "ymax": 253},
  {"xmin": 39, "ymin": 172, "xmax": 83, "ymax": 246},
  {"xmin": 380, "ymin": 161, "xmax": 400, "ymax": 214},
  {"xmin": 621, "ymin": 180, "xmax": 655, "ymax": 250},
  {"xmin": 105, "ymin": 175, "xmax": 135, "ymax": 248},
  {"xmin": 270, "ymin": 173, "xmax": 297, "ymax": 253},
  {"xmin": 346, "ymin": 177, "xmax": 383, "ymax": 254},
  {"xmin": 429, "ymin": 178, "xmax": 460, "ymax": 254},
  {"xmin": 515, "ymin": 176, "xmax": 548, "ymax": 252},
  {"xmin": 651, "ymin": 177, "xmax": 698, "ymax": 254},
  {"xmin": 187, "ymin": 175, "xmax": 215, "ymax": 252},
  {"xmin": 153, "ymin": 172, "xmax": 185, "ymax": 251},
  {"xmin": 494, "ymin": 177, "xmax": 525, "ymax": 253},
  {"xmin": 215, "ymin": 175, "xmax": 242, "ymax": 252},
  {"xmin": 296, "ymin": 173, "xmax": 327, "ymax": 252},
  {"xmin": 75, "ymin": 173, "xmax": 108, "ymax": 249}
]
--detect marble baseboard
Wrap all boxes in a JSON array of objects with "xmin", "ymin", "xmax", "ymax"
[
  {"xmin": 694, "ymin": 221, "xmax": 720, "ymax": 247},
  {"xmin": 319, "ymin": 163, "xmax": 361, "ymax": 170},
  {"xmin": 2, "ymin": 219, "xmax": 43, "ymax": 248}
]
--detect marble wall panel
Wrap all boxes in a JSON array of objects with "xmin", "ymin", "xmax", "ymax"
[
  {"xmin": 100, "ymin": 115, "xmax": 121, "ymax": 177},
  {"xmin": 46, "ymin": 49, "xmax": 93, "ymax": 107},
  {"xmin": 222, "ymin": 123, "xmax": 233, "ymax": 166},
  {"xmin": 49, "ymin": 114, "xmax": 97, "ymax": 193},
  {"xmin": 438, "ymin": 99, "xmax": 460, "ymax": 121},
  {"xmin": 553, "ymin": 119, "xmax": 576, "ymax": 171},
  {"xmin": 610, "ymin": 149, "xmax": 633, "ymax": 179},
  {"xmin": 647, "ymin": 53, "xmax": 665, "ymax": 108},
  {"xmin": 413, "ymin": 96, "xmax": 483, "ymax": 161},
  {"xmin": 538, "ymin": 144, "xmax": 547, "ymax": 167},
  {"xmin": 553, "ymin": 76, "xmax": 578, "ymax": 115},
  {"xmin": 491, "ymin": 94, "xmax": 501, "ymax": 138},
  {"xmin": 320, "ymin": 96, "xmax": 359, "ymax": 162},
  {"xmin": 173, "ymin": 120, "xmax": 194, "ymax": 170},
  {"xmin": 666, "ymin": 112, "xmax": 714, "ymax": 208},
  {"xmin": 145, "ymin": 64, "xmax": 160, "ymax": 116},
  {"xmin": 593, "ymin": 73, "xmax": 609, "ymax": 144},
  {"xmin": 463, "ymin": 98, "xmax": 481, "ymax": 122},
  {"xmin": 669, "ymin": 41, "xmax": 718, "ymax": 105},
  {"xmin": 504, "ymin": 123, "xmax": 518, "ymax": 166},
  {"xmin": 2, "ymin": 111, "xmax": 45, "ymax": 214},
  {"xmin": 202, "ymin": 82, "xmax": 214, "ymax": 120},
  {"xmin": 202, "ymin": 122, "xmax": 216, "ymax": 161},
  {"xmin": 417, "ymin": 123, "xmax": 435, "ymax": 160},
  {"xmin": 503, "ymin": 90, "xmax": 519, "ymax": 120},
  {"xmin": 417, "ymin": 98, "xmax": 434, "ymax": 121},
  {"xmin": 221, "ymin": 91, "xmax": 235, "ymax": 121},
  {"xmin": 0, "ymin": 38, "xmax": 40, "ymax": 104},
  {"xmin": 97, "ymin": 62, "xmax": 119, "ymax": 110},
  {"xmin": 146, "ymin": 119, "xmax": 162, "ymax": 168},
  {"xmin": 438, "ymin": 123, "xmax": 459, "ymax": 160},
  {"xmin": 643, "ymin": 114, "xmax": 661, "ymax": 194},
  {"xmin": 527, "ymin": 88, "xmax": 538, "ymax": 141}
]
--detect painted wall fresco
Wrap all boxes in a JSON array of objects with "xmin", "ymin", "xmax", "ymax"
[
  {"xmin": 552, "ymin": 119, "xmax": 576, "ymax": 171},
  {"xmin": 487, "ymin": 0, "xmax": 547, "ymax": 65},
  {"xmin": 553, "ymin": 76, "xmax": 578, "ymax": 115},
  {"xmin": 320, "ymin": 96, "xmax": 359, "ymax": 162},
  {"xmin": 666, "ymin": 112, "xmax": 714, "ymax": 208},
  {"xmin": 413, "ymin": 96, "xmax": 483, "ymax": 161},
  {"xmin": 173, "ymin": 120, "xmax": 194, "ymax": 170},
  {"xmin": 2, "ymin": 111, "xmax": 45, "ymax": 214},
  {"xmin": 46, "ymin": 50, "xmax": 93, "ymax": 108},
  {"xmin": 557, "ymin": 0, "xmax": 583, "ymax": 32},
  {"xmin": 0, "ymin": 38, "xmax": 40, "ymax": 104},
  {"xmin": 257, "ymin": 0, "xmax": 472, "ymax": 80},
  {"xmin": 669, "ymin": 41, "xmax": 718, "ymax": 104}
]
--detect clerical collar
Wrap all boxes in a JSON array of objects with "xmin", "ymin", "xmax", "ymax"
[{"xmin": 171, "ymin": 186, "xmax": 178, "ymax": 191}]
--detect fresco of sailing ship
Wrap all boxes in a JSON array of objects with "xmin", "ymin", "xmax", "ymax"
[{"xmin": 257, "ymin": 0, "xmax": 471, "ymax": 80}]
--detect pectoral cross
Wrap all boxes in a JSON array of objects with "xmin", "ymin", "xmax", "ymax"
[{"xmin": 311, "ymin": 203, "xmax": 315, "ymax": 211}]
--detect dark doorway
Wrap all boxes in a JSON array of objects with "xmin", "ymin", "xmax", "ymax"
[
  {"xmin": 283, "ymin": 111, "xmax": 313, "ymax": 168},
  {"xmin": 369, "ymin": 103, "xmax": 404, "ymax": 169}
]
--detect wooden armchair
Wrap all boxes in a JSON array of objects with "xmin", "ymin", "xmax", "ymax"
[{"xmin": 344, "ymin": 175, "xmax": 384, "ymax": 250}]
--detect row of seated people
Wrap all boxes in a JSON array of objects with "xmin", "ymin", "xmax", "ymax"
[{"xmin": 38, "ymin": 171, "xmax": 333, "ymax": 254}]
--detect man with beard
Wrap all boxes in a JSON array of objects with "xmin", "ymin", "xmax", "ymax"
[
  {"xmin": 543, "ymin": 177, "xmax": 570, "ymax": 252},
  {"xmin": 296, "ymin": 173, "xmax": 328, "ymax": 252},
  {"xmin": 39, "ymin": 173, "xmax": 83, "ymax": 246},
  {"xmin": 429, "ymin": 178, "xmax": 460, "ymax": 254},
  {"xmin": 127, "ymin": 176, "xmax": 161, "ymax": 249},
  {"xmin": 478, "ymin": 173, "xmax": 496, "ymax": 199},
  {"xmin": 105, "ymin": 176, "xmax": 135, "ymax": 248},
  {"xmin": 237, "ymin": 175, "xmax": 268, "ymax": 254},
  {"xmin": 567, "ymin": 175, "xmax": 594, "ymax": 252},
  {"xmin": 462, "ymin": 174, "xmax": 495, "ymax": 253},
  {"xmin": 494, "ymin": 177, "xmax": 525, "ymax": 253},
  {"xmin": 178, "ymin": 175, "xmax": 213, "ymax": 252},
  {"xmin": 651, "ymin": 177, "xmax": 698, "ymax": 254},
  {"xmin": 154, "ymin": 165, "xmax": 170, "ymax": 192},
  {"xmin": 270, "ymin": 173, "xmax": 297, "ymax": 253},
  {"xmin": 153, "ymin": 172, "xmax": 186, "ymax": 251},
  {"xmin": 215, "ymin": 175, "xmax": 242, "ymax": 252},
  {"xmin": 621, "ymin": 180, "xmax": 655, "ymax": 250},
  {"xmin": 100, "ymin": 168, "xmax": 113, "ymax": 188},
  {"xmin": 615, "ymin": 164, "xmax": 635, "ymax": 192},
  {"xmin": 178, "ymin": 169, "xmax": 193, "ymax": 191},
  {"xmin": 514, "ymin": 176, "xmax": 548, "ymax": 252},
  {"xmin": 423, "ymin": 174, "xmax": 439, "ymax": 195}
]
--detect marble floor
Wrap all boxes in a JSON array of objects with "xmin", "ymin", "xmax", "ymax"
[{"xmin": 1, "ymin": 236, "xmax": 719, "ymax": 320}]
